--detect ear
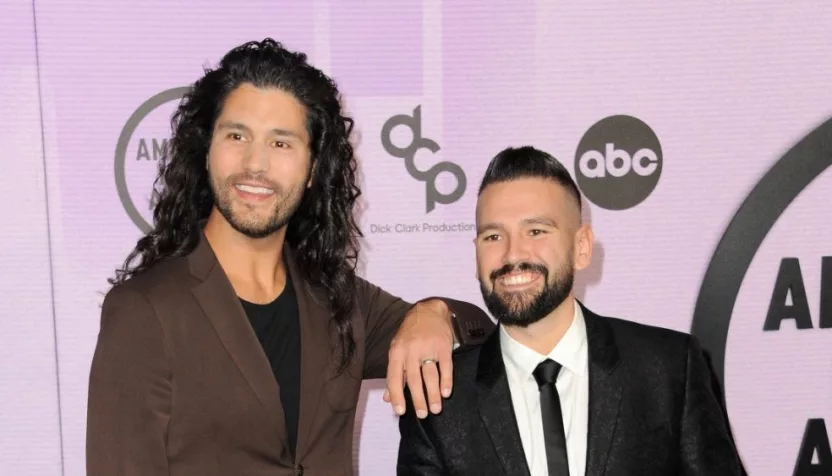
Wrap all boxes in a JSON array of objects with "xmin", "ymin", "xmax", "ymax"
[
  {"xmin": 573, "ymin": 224, "xmax": 594, "ymax": 271},
  {"xmin": 473, "ymin": 237, "xmax": 480, "ymax": 281}
]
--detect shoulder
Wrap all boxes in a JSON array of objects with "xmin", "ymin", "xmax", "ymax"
[
  {"xmin": 352, "ymin": 275, "xmax": 407, "ymax": 304},
  {"xmin": 448, "ymin": 331, "xmax": 499, "ymax": 392},
  {"xmin": 451, "ymin": 341, "xmax": 485, "ymax": 375},
  {"xmin": 604, "ymin": 314, "xmax": 693, "ymax": 349},
  {"xmin": 586, "ymin": 308, "xmax": 697, "ymax": 370},
  {"xmin": 103, "ymin": 255, "xmax": 192, "ymax": 310}
]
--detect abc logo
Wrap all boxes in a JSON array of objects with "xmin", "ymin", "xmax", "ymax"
[{"xmin": 574, "ymin": 115, "xmax": 662, "ymax": 210}]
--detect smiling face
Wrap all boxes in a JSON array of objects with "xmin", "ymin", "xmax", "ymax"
[
  {"xmin": 475, "ymin": 177, "xmax": 590, "ymax": 327},
  {"xmin": 207, "ymin": 83, "xmax": 313, "ymax": 239}
]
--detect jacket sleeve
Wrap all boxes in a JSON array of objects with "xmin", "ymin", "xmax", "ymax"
[
  {"xmin": 396, "ymin": 388, "xmax": 445, "ymax": 475},
  {"xmin": 86, "ymin": 286, "xmax": 171, "ymax": 476},
  {"xmin": 679, "ymin": 335, "xmax": 744, "ymax": 476},
  {"xmin": 358, "ymin": 278, "xmax": 494, "ymax": 379}
]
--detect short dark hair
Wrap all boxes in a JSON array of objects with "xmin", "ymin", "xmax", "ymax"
[{"xmin": 478, "ymin": 146, "xmax": 582, "ymax": 213}]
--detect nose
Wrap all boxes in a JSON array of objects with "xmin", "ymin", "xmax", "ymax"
[
  {"xmin": 242, "ymin": 141, "xmax": 270, "ymax": 174},
  {"xmin": 503, "ymin": 234, "xmax": 531, "ymax": 265}
]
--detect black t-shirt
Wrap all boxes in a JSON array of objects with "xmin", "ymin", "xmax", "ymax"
[{"xmin": 239, "ymin": 273, "xmax": 301, "ymax": 457}]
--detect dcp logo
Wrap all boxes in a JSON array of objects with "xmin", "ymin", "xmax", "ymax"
[
  {"xmin": 381, "ymin": 105, "xmax": 466, "ymax": 213},
  {"xmin": 114, "ymin": 87, "xmax": 189, "ymax": 232},
  {"xmin": 574, "ymin": 115, "xmax": 662, "ymax": 210}
]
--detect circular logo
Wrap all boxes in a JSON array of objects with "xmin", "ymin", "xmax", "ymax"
[
  {"xmin": 691, "ymin": 117, "xmax": 832, "ymax": 391},
  {"xmin": 574, "ymin": 115, "xmax": 662, "ymax": 210},
  {"xmin": 691, "ymin": 117, "xmax": 832, "ymax": 476},
  {"xmin": 114, "ymin": 87, "xmax": 189, "ymax": 233}
]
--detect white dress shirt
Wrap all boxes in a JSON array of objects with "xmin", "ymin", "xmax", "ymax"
[{"xmin": 500, "ymin": 301, "xmax": 589, "ymax": 476}]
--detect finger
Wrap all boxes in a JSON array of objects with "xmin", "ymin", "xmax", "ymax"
[
  {"xmin": 382, "ymin": 375, "xmax": 405, "ymax": 404},
  {"xmin": 422, "ymin": 361, "xmax": 442, "ymax": 415},
  {"xmin": 438, "ymin": 344, "xmax": 453, "ymax": 399},
  {"xmin": 406, "ymin": 355, "xmax": 428, "ymax": 419},
  {"xmin": 386, "ymin": 347, "xmax": 406, "ymax": 415}
]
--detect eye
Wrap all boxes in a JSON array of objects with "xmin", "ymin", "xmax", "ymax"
[
  {"xmin": 272, "ymin": 141, "xmax": 289, "ymax": 149},
  {"xmin": 529, "ymin": 229, "xmax": 546, "ymax": 236},
  {"xmin": 228, "ymin": 132, "xmax": 244, "ymax": 141},
  {"xmin": 482, "ymin": 234, "xmax": 501, "ymax": 241}
]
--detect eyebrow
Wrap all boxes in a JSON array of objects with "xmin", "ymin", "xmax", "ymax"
[
  {"xmin": 216, "ymin": 121, "xmax": 303, "ymax": 140},
  {"xmin": 476, "ymin": 222, "xmax": 504, "ymax": 235},
  {"xmin": 521, "ymin": 216, "xmax": 558, "ymax": 228},
  {"xmin": 476, "ymin": 216, "xmax": 558, "ymax": 235}
]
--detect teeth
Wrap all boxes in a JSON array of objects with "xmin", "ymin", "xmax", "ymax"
[
  {"xmin": 235, "ymin": 184, "xmax": 274, "ymax": 195},
  {"xmin": 502, "ymin": 273, "xmax": 535, "ymax": 286}
]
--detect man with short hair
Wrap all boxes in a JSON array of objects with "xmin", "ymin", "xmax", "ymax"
[{"xmin": 397, "ymin": 146, "xmax": 742, "ymax": 475}]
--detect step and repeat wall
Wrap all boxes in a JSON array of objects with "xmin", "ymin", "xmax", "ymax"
[{"xmin": 2, "ymin": 0, "xmax": 830, "ymax": 474}]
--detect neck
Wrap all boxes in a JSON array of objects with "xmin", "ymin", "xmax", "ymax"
[
  {"xmin": 503, "ymin": 295, "xmax": 576, "ymax": 355},
  {"xmin": 203, "ymin": 208, "xmax": 288, "ymax": 304}
]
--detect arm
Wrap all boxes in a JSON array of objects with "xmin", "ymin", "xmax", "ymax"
[
  {"xmin": 356, "ymin": 278, "xmax": 493, "ymax": 418},
  {"xmin": 359, "ymin": 278, "xmax": 413, "ymax": 379},
  {"xmin": 86, "ymin": 287, "xmax": 171, "ymax": 476},
  {"xmin": 680, "ymin": 335, "xmax": 743, "ymax": 476},
  {"xmin": 397, "ymin": 388, "xmax": 445, "ymax": 476},
  {"xmin": 360, "ymin": 279, "xmax": 493, "ymax": 379}
]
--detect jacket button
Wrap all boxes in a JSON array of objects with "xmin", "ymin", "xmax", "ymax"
[{"xmin": 295, "ymin": 464, "xmax": 304, "ymax": 475}]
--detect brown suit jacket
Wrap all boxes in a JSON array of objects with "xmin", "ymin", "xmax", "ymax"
[{"xmin": 87, "ymin": 235, "xmax": 492, "ymax": 476}]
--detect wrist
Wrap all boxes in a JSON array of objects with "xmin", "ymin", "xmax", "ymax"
[
  {"xmin": 424, "ymin": 299, "xmax": 457, "ymax": 344},
  {"xmin": 417, "ymin": 298, "xmax": 451, "ymax": 321}
]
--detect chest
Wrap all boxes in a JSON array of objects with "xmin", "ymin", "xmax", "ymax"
[
  {"xmin": 507, "ymin": 373, "xmax": 589, "ymax": 476},
  {"xmin": 156, "ymin": 293, "xmax": 366, "ymax": 444}
]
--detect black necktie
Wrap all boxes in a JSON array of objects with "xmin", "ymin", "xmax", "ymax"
[{"xmin": 533, "ymin": 359, "xmax": 570, "ymax": 475}]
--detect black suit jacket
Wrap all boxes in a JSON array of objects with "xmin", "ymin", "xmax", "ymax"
[{"xmin": 397, "ymin": 304, "xmax": 743, "ymax": 475}]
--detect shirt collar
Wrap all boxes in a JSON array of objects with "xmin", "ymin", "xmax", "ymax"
[{"xmin": 500, "ymin": 300, "xmax": 588, "ymax": 386}]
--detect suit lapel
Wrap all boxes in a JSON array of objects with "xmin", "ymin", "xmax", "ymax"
[
  {"xmin": 286, "ymin": 247, "xmax": 333, "ymax": 461},
  {"xmin": 188, "ymin": 234, "xmax": 287, "ymax": 450},
  {"xmin": 476, "ymin": 331, "xmax": 531, "ymax": 476},
  {"xmin": 582, "ymin": 304, "xmax": 623, "ymax": 476}
]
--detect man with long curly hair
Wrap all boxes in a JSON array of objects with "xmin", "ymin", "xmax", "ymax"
[{"xmin": 86, "ymin": 38, "xmax": 492, "ymax": 475}]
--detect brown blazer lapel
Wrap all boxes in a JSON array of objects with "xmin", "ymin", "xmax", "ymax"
[
  {"xmin": 188, "ymin": 235, "xmax": 288, "ymax": 449},
  {"xmin": 284, "ymin": 247, "xmax": 338, "ymax": 461}
]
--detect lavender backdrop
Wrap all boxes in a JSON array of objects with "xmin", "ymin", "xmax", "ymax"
[{"xmin": 1, "ymin": 1, "xmax": 830, "ymax": 474}]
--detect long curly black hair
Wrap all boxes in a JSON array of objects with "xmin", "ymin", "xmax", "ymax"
[{"xmin": 111, "ymin": 38, "xmax": 362, "ymax": 372}]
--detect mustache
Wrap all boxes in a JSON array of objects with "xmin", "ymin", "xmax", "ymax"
[{"xmin": 489, "ymin": 262, "xmax": 549, "ymax": 282}]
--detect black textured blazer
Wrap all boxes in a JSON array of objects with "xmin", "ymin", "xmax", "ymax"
[{"xmin": 397, "ymin": 303, "xmax": 743, "ymax": 476}]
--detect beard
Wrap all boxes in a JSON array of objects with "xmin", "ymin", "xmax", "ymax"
[
  {"xmin": 211, "ymin": 171, "xmax": 306, "ymax": 239},
  {"xmin": 480, "ymin": 260, "xmax": 574, "ymax": 328}
]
